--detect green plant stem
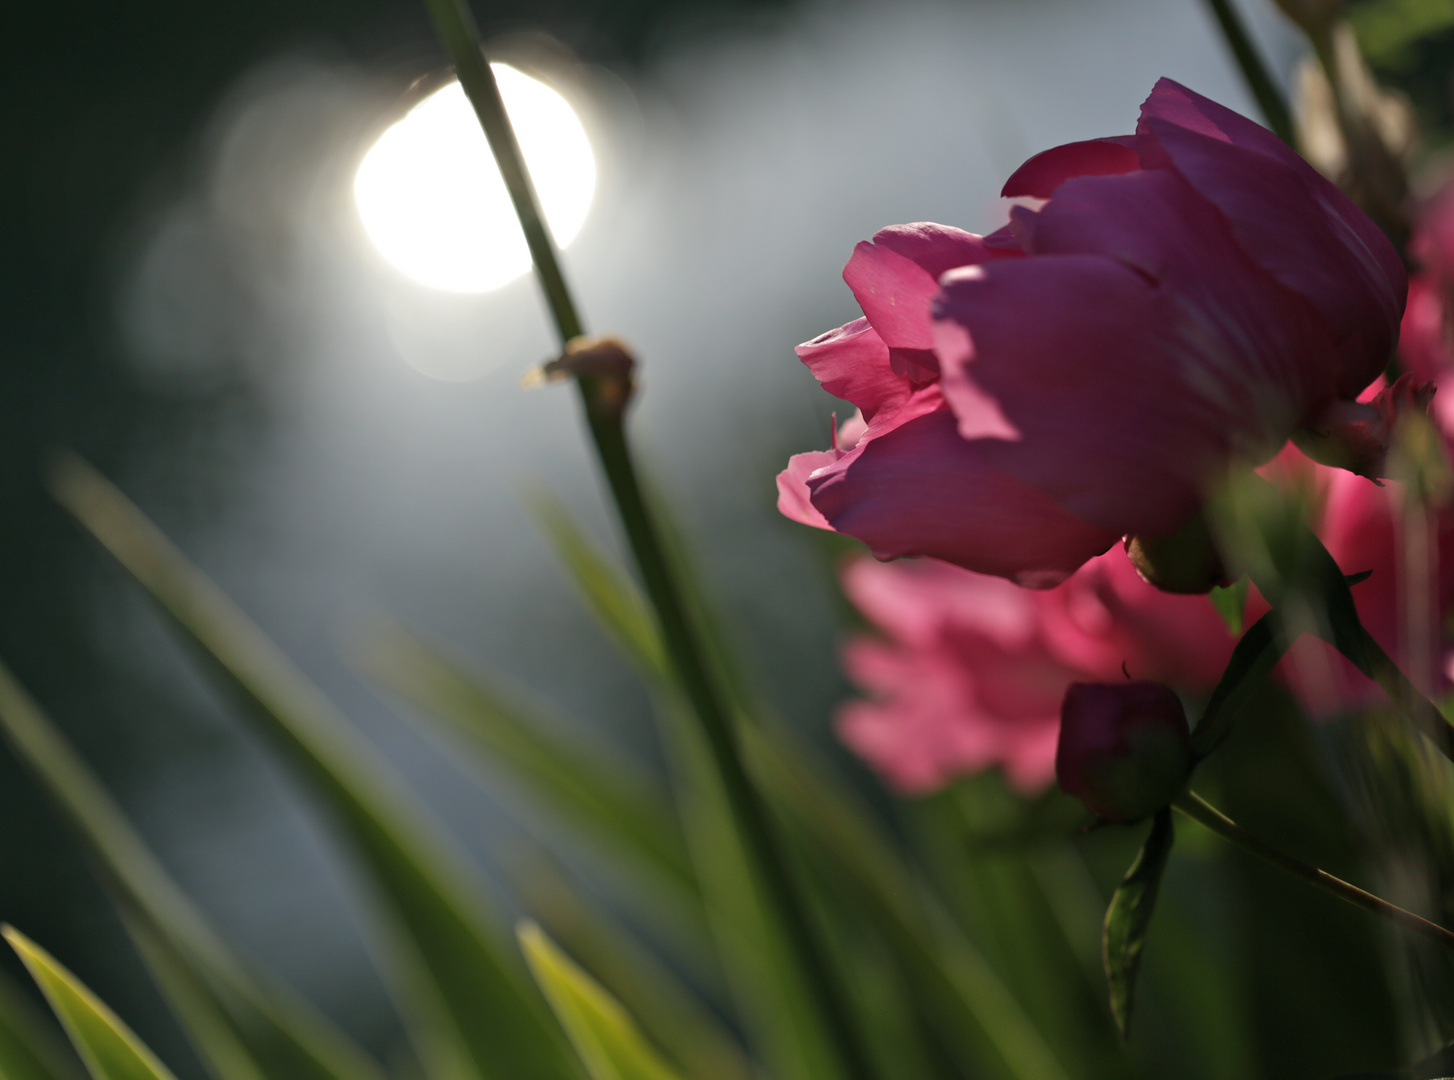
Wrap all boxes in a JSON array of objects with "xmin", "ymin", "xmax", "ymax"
[
  {"xmin": 1173, "ymin": 790, "xmax": 1454, "ymax": 952},
  {"xmin": 418, "ymin": 4, "xmax": 876, "ymax": 1080},
  {"xmin": 1200, "ymin": 0, "xmax": 1296, "ymax": 145},
  {"xmin": 1359, "ymin": 629, "xmax": 1454, "ymax": 760}
]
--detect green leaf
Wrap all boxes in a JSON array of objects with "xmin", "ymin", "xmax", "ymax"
[
  {"xmin": 0, "ymin": 963, "xmax": 85, "ymax": 1080},
  {"xmin": 355, "ymin": 621, "xmax": 696, "ymax": 903},
  {"xmin": 48, "ymin": 453, "xmax": 578, "ymax": 1080},
  {"xmin": 1209, "ymin": 576, "xmax": 1249, "ymax": 637},
  {"xmin": 1189, "ymin": 612, "xmax": 1288, "ymax": 762},
  {"xmin": 518, "ymin": 923, "xmax": 684, "ymax": 1080},
  {"xmin": 1103, "ymin": 808, "xmax": 1175, "ymax": 1040},
  {"xmin": 0, "ymin": 657, "xmax": 386, "ymax": 1080},
  {"xmin": 5, "ymin": 927, "xmax": 176, "ymax": 1080}
]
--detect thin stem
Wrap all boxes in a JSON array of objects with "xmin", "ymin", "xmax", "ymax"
[
  {"xmin": 1362, "ymin": 630, "xmax": 1454, "ymax": 759},
  {"xmin": 418, "ymin": 4, "xmax": 877, "ymax": 1080},
  {"xmin": 1200, "ymin": 0, "xmax": 1296, "ymax": 146},
  {"xmin": 1173, "ymin": 790, "xmax": 1454, "ymax": 952}
]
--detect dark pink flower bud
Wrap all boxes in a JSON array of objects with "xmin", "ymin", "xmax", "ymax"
[{"xmin": 1056, "ymin": 682, "xmax": 1191, "ymax": 823}]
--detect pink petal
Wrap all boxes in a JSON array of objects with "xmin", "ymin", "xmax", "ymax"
[
  {"xmin": 775, "ymin": 450, "xmax": 841, "ymax": 529},
  {"xmin": 842, "ymin": 224, "xmax": 1012, "ymax": 382},
  {"xmin": 806, "ymin": 408, "xmax": 1119, "ymax": 585},
  {"xmin": 1000, "ymin": 136, "xmax": 1142, "ymax": 198},
  {"xmin": 933, "ymin": 251, "xmax": 1243, "ymax": 536},
  {"xmin": 795, "ymin": 318, "xmax": 912, "ymax": 423}
]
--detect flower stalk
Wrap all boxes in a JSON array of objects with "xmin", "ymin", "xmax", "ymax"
[
  {"xmin": 417, "ymin": 3, "xmax": 876, "ymax": 1079},
  {"xmin": 1173, "ymin": 789, "xmax": 1454, "ymax": 952},
  {"xmin": 1199, "ymin": 0, "xmax": 1296, "ymax": 145}
]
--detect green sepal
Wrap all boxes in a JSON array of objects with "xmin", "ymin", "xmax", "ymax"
[{"xmin": 1103, "ymin": 809, "xmax": 1175, "ymax": 1041}]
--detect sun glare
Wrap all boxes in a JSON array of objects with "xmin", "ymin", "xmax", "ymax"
[{"xmin": 355, "ymin": 64, "xmax": 596, "ymax": 293}]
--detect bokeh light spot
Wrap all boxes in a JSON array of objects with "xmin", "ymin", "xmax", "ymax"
[{"xmin": 355, "ymin": 64, "xmax": 595, "ymax": 292}]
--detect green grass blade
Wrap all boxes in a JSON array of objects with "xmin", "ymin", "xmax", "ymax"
[
  {"xmin": 0, "ymin": 656, "xmax": 390, "ymax": 1080},
  {"xmin": 356, "ymin": 621, "xmax": 695, "ymax": 901},
  {"xmin": 5, "ymin": 927, "xmax": 177, "ymax": 1080},
  {"xmin": 511, "ymin": 856, "xmax": 753, "ymax": 1080},
  {"xmin": 0, "ymin": 964, "xmax": 85, "ymax": 1080},
  {"xmin": 527, "ymin": 495, "xmax": 667, "ymax": 681},
  {"xmin": 48, "ymin": 453, "xmax": 578, "ymax": 1080},
  {"xmin": 518, "ymin": 923, "xmax": 685, "ymax": 1080},
  {"xmin": 533, "ymin": 499, "xmax": 1068, "ymax": 1080}
]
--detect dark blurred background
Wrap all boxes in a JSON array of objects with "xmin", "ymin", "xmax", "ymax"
[{"xmin": 4, "ymin": 0, "xmax": 1439, "ymax": 1075}]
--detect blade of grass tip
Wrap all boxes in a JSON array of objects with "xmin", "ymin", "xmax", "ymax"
[
  {"xmin": 0, "ymin": 655, "xmax": 390, "ymax": 1080},
  {"xmin": 421, "ymin": 5, "xmax": 874, "ymax": 1074},
  {"xmin": 0, "ymin": 963, "xmax": 86, "ymax": 1080},
  {"xmin": 5, "ymin": 926, "xmax": 178, "ymax": 1080},
  {"xmin": 356, "ymin": 619, "xmax": 694, "ymax": 900},
  {"xmin": 46, "ymin": 452, "xmax": 579, "ymax": 1080},
  {"xmin": 533, "ymin": 498, "xmax": 1067, "ymax": 1080},
  {"xmin": 518, "ymin": 923, "xmax": 685, "ymax": 1080},
  {"xmin": 510, "ymin": 854, "xmax": 753, "ymax": 1080}
]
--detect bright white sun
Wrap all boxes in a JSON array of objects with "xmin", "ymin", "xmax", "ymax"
[{"xmin": 355, "ymin": 64, "xmax": 596, "ymax": 293}]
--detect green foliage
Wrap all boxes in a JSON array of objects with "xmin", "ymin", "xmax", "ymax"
[
  {"xmin": 48, "ymin": 453, "xmax": 579, "ymax": 1080},
  {"xmin": 359, "ymin": 620, "xmax": 695, "ymax": 902},
  {"xmin": 518, "ymin": 923, "xmax": 685, "ymax": 1080},
  {"xmin": 0, "ymin": 963, "xmax": 84, "ymax": 1080},
  {"xmin": 1102, "ymin": 811, "xmax": 1175, "ymax": 1041},
  {"xmin": 0, "ymin": 657, "xmax": 388, "ymax": 1080},
  {"xmin": 1349, "ymin": 0, "xmax": 1454, "ymax": 68},
  {"xmin": 5, "ymin": 927, "xmax": 177, "ymax": 1080},
  {"xmin": 1208, "ymin": 577, "xmax": 1249, "ymax": 637}
]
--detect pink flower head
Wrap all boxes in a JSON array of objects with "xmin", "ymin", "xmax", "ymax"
[
  {"xmin": 779, "ymin": 79, "xmax": 1406, "ymax": 588},
  {"xmin": 835, "ymin": 548, "xmax": 1235, "ymax": 795}
]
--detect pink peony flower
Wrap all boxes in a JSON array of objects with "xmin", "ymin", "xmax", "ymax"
[
  {"xmin": 779, "ymin": 78, "xmax": 1406, "ymax": 588},
  {"xmin": 835, "ymin": 547, "xmax": 1236, "ymax": 795}
]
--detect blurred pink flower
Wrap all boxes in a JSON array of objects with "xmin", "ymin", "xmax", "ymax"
[
  {"xmin": 1272, "ymin": 441, "xmax": 1454, "ymax": 713},
  {"xmin": 779, "ymin": 78, "xmax": 1405, "ymax": 588},
  {"xmin": 835, "ymin": 548, "xmax": 1236, "ymax": 795}
]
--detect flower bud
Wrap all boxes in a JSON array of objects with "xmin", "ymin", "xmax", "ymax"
[{"xmin": 1056, "ymin": 682, "xmax": 1191, "ymax": 823}]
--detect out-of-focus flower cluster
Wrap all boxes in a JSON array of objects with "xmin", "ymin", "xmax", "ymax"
[{"xmin": 835, "ymin": 548, "xmax": 1233, "ymax": 794}]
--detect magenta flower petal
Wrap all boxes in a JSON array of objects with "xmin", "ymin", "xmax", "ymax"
[
  {"xmin": 807, "ymin": 409, "xmax": 1119, "ymax": 587},
  {"xmin": 843, "ymin": 223, "xmax": 1009, "ymax": 381},
  {"xmin": 775, "ymin": 450, "xmax": 840, "ymax": 529},
  {"xmin": 1138, "ymin": 78, "xmax": 1406, "ymax": 396},
  {"xmin": 1000, "ymin": 136, "xmax": 1141, "ymax": 198},
  {"xmin": 933, "ymin": 253, "xmax": 1226, "ymax": 535},
  {"xmin": 780, "ymin": 79, "xmax": 1407, "ymax": 583},
  {"xmin": 794, "ymin": 318, "xmax": 911, "ymax": 423}
]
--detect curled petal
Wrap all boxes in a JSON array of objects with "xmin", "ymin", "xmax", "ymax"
[
  {"xmin": 806, "ymin": 408, "xmax": 1119, "ymax": 586},
  {"xmin": 1000, "ymin": 135, "xmax": 1141, "ymax": 198},
  {"xmin": 775, "ymin": 450, "xmax": 841, "ymax": 529},
  {"xmin": 795, "ymin": 318, "xmax": 911, "ymax": 423}
]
